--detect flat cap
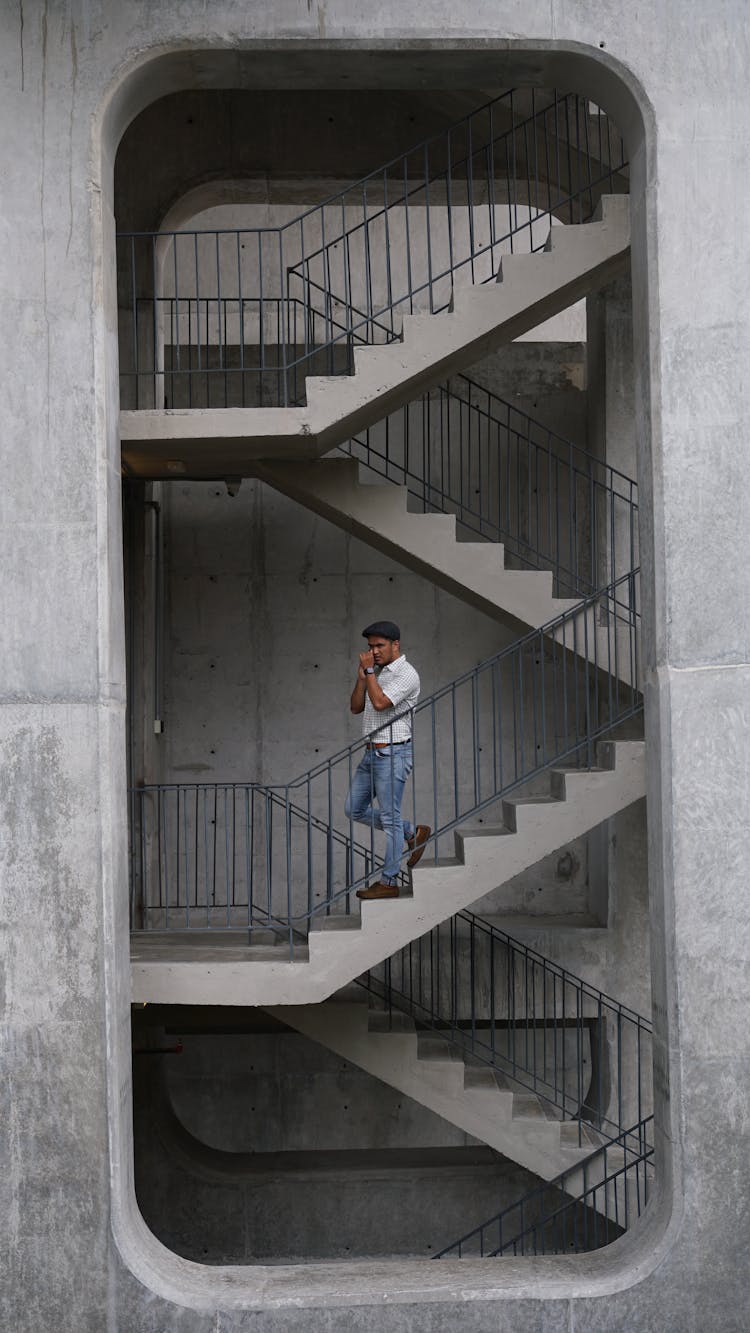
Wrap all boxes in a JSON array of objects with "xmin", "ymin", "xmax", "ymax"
[{"xmin": 362, "ymin": 620, "xmax": 401, "ymax": 642}]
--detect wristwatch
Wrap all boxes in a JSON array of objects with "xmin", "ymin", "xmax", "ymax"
[{"xmin": 364, "ymin": 666, "xmax": 376, "ymax": 676}]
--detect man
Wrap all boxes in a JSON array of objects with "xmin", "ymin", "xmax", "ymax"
[{"xmin": 345, "ymin": 620, "xmax": 430, "ymax": 900}]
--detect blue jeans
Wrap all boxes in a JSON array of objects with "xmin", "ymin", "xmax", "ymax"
[{"xmin": 344, "ymin": 743, "xmax": 414, "ymax": 885}]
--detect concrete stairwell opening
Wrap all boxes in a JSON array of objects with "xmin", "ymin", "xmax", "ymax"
[{"xmin": 120, "ymin": 81, "xmax": 651, "ymax": 1268}]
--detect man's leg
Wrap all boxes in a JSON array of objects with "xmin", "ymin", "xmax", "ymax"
[
  {"xmin": 344, "ymin": 750, "xmax": 383, "ymax": 839},
  {"xmin": 346, "ymin": 751, "xmax": 380, "ymax": 821},
  {"xmin": 372, "ymin": 744, "xmax": 412, "ymax": 884}
]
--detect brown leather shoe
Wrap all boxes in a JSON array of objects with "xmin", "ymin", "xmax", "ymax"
[
  {"xmin": 356, "ymin": 882, "xmax": 400, "ymax": 901},
  {"xmin": 406, "ymin": 824, "xmax": 431, "ymax": 868}
]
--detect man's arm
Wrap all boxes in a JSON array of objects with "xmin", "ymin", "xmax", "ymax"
[
  {"xmin": 351, "ymin": 650, "xmax": 394, "ymax": 714},
  {"xmin": 350, "ymin": 662, "xmax": 367, "ymax": 714}
]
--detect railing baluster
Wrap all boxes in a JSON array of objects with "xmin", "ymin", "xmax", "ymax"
[{"xmin": 424, "ymin": 142, "xmax": 433, "ymax": 312}]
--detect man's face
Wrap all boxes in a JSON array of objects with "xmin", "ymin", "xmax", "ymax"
[{"xmin": 367, "ymin": 635, "xmax": 399, "ymax": 667}]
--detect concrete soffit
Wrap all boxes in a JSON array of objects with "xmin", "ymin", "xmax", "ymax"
[{"xmin": 95, "ymin": 33, "xmax": 679, "ymax": 1317}]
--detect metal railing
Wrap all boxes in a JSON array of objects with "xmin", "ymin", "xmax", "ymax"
[
  {"xmin": 121, "ymin": 296, "xmax": 392, "ymax": 410},
  {"xmin": 434, "ymin": 1116, "xmax": 654, "ymax": 1258},
  {"xmin": 129, "ymin": 573, "xmax": 641, "ymax": 943},
  {"xmin": 128, "ymin": 780, "xmax": 406, "ymax": 933},
  {"xmin": 340, "ymin": 374, "xmax": 639, "ymax": 601},
  {"xmin": 358, "ymin": 911, "xmax": 652, "ymax": 1143},
  {"xmin": 117, "ymin": 89, "xmax": 627, "ymax": 408}
]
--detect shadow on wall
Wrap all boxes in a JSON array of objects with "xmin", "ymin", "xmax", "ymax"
[{"xmin": 132, "ymin": 1016, "xmax": 617, "ymax": 1264}]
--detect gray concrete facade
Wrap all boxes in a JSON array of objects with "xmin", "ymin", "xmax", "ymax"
[{"xmin": 2, "ymin": 3, "xmax": 749, "ymax": 1330}]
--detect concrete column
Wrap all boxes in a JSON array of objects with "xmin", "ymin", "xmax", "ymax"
[
  {"xmin": 0, "ymin": 4, "xmax": 121, "ymax": 1326},
  {"xmin": 587, "ymin": 273, "xmax": 638, "ymax": 592}
]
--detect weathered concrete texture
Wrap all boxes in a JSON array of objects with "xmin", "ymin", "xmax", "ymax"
[
  {"xmin": 0, "ymin": 703, "xmax": 112, "ymax": 1332},
  {"xmin": 208, "ymin": 1310, "xmax": 572, "ymax": 1333},
  {"xmin": 2, "ymin": 0, "xmax": 750, "ymax": 1328}
]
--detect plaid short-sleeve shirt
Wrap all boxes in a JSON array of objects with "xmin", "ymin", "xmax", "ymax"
[{"xmin": 362, "ymin": 655, "xmax": 421, "ymax": 741}]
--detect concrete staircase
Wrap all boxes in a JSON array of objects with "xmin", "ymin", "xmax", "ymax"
[
  {"xmin": 130, "ymin": 739, "xmax": 644, "ymax": 1007},
  {"xmin": 264, "ymin": 997, "xmax": 624, "ymax": 1209},
  {"xmin": 251, "ymin": 456, "xmax": 580, "ymax": 636},
  {"xmin": 263, "ymin": 997, "xmax": 644, "ymax": 1221},
  {"xmin": 122, "ymin": 155, "xmax": 644, "ymax": 1243},
  {"xmin": 120, "ymin": 197, "xmax": 629, "ymax": 477},
  {"xmin": 249, "ymin": 455, "xmax": 635, "ymax": 683},
  {"xmin": 265, "ymin": 995, "xmax": 649, "ymax": 1228}
]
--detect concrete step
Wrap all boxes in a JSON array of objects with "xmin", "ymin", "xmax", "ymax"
[
  {"xmin": 461, "ymin": 1063, "xmax": 501, "ymax": 1092},
  {"xmin": 309, "ymin": 914, "xmax": 362, "ymax": 932},
  {"xmin": 129, "ymin": 932, "xmax": 310, "ymax": 965},
  {"xmin": 130, "ymin": 740, "xmax": 645, "ymax": 1006},
  {"xmin": 120, "ymin": 197, "xmax": 630, "ymax": 477},
  {"xmin": 367, "ymin": 1009, "xmax": 416, "ymax": 1035}
]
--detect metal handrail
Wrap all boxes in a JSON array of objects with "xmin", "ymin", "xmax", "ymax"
[
  {"xmin": 357, "ymin": 909, "xmax": 652, "ymax": 1143},
  {"xmin": 287, "ymin": 92, "xmax": 626, "ymax": 335},
  {"xmin": 129, "ymin": 571, "xmax": 641, "ymax": 943},
  {"xmin": 434, "ymin": 1116, "xmax": 654, "ymax": 1258},
  {"xmin": 340, "ymin": 373, "xmax": 639, "ymax": 601},
  {"xmin": 117, "ymin": 89, "xmax": 627, "ymax": 408}
]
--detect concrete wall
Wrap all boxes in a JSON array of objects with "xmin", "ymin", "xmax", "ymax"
[
  {"xmin": 156, "ymin": 483, "xmax": 513, "ymax": 784},
  {"xmin": 2, "ymin": 4, "xmax": 750, "ymax": 1330}
]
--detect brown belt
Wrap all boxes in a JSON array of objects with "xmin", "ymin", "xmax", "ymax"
[{"xmin": 366, "ymin": 740, "xmax": 409, "ymax": 748}]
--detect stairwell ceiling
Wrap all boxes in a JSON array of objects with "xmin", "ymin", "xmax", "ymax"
[{"xmin": 115, "ymin": 87, "xmax": 536, "ymax": 232}]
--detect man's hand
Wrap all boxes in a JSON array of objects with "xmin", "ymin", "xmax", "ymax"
[{"xmin": 351, "ymin": 650, "xmax": 373, "ymax": 712}]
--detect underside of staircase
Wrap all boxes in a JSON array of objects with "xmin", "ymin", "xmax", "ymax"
[
  {"xmin": 248, "ymin": 455, "xmax": 636, "ymax": 684},
  {"xmin": 262, "ymin": 982, "xmax": 651, "ymax": 1229},
  {"xmin": 250, "ymin": 456, "xmax": 580, "ymax": 635},
  {"xmin": 120, "ymin": 196, "xmax": 629, "ymax": 478},
  {"xmin": 130, "ymin": 740, "xmax": 644, "ymax": 1006},
  {"xmin": 265, "ymin": 997, "xmax": 610, "ymax": 1188}
]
